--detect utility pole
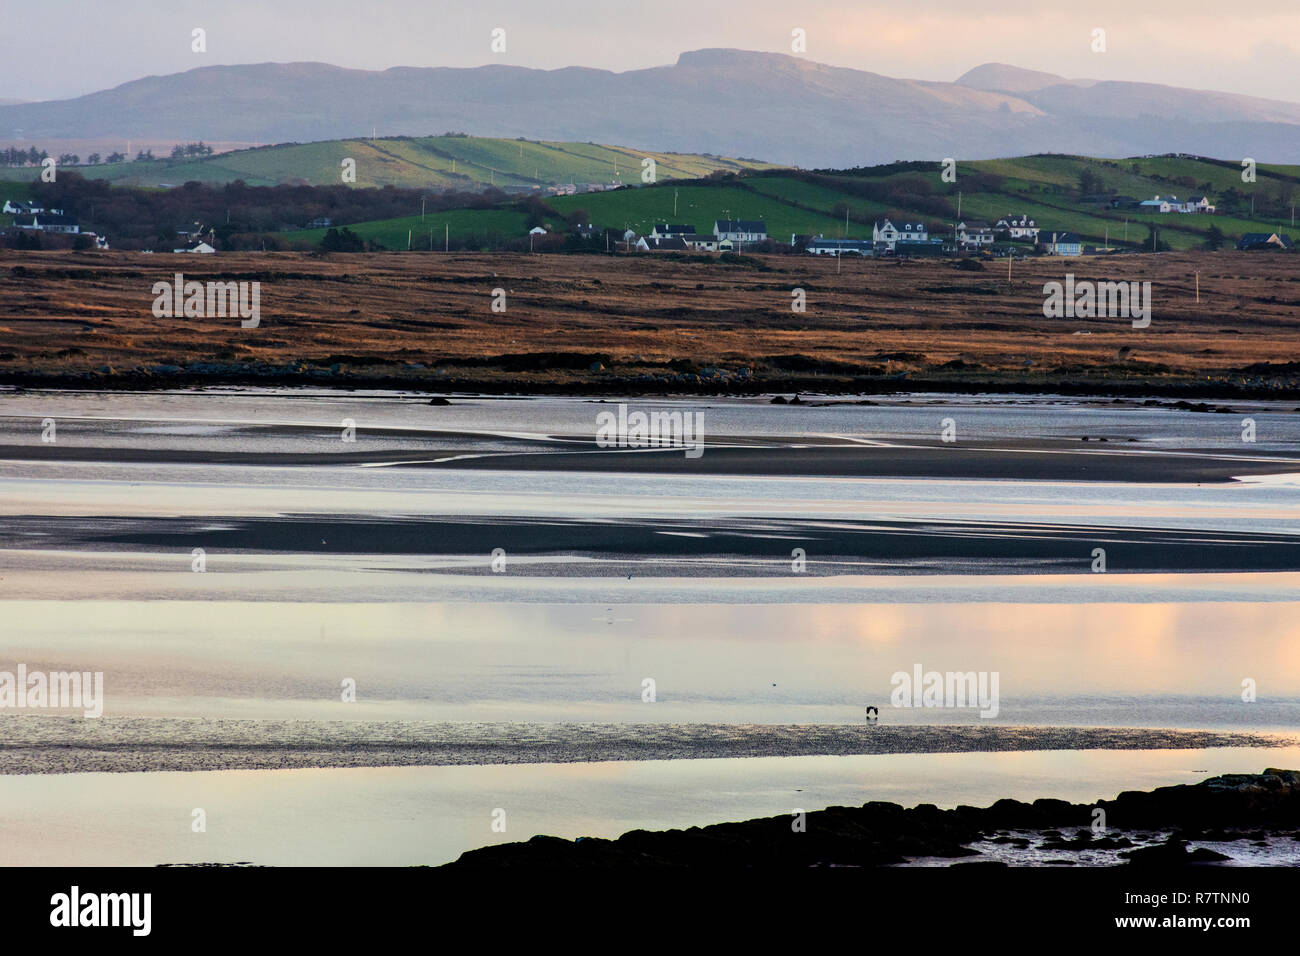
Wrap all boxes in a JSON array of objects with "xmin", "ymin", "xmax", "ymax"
[
  {"xmin": 957, "ymin": 190, "xmax": 962, "ymax": 221},
  {"xmin": 407, "ymin": 229, "xmax": 412, "ymax": 251},
  {"xmin": 421, "ymin": 197, "xmax": 426, "ymax": 221},
  {"xmin": 674, "ymin": 189, "xmax": 678, "ymax": 217},
  {"xmin": 429, "ymin": 228, "xmax": 433, "ymax": 250}
]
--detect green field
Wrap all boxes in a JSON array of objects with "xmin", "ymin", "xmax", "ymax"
[
  {"xmin": 275, "ymin": 153, "xmax": 1300, "ymax": 252},
  {"xmin": 19, "ymin": 136, "xmax": 778, "ymax": 190}
]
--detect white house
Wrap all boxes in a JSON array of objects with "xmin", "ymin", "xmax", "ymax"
[
  {"xmin": 872, "ymin": 218, "xmax": 927, "ymax": 252},
  {"xmin": 11, "ymin": 213, "xmax": 79, "ymax": 234},
  {"xmin": 995, "ymin": 214, "xmax": 1039, "ymax": 240},
  {"xmin": 956, "ymin": 221, "xmax": 995, "ymax": 249},
  {"xmin": 714, "ymin": 219, "xmax": 766, "ymax": 244},
  {"xmin": 173, "ymin": 242, "xmax": 216, "ymax": 254},
  {"xmin": 1139, "ymin": 195, "xmax": 1212, "ymax": 214},
  {"xmin": 651, "ymin": 224, "xmax": 695, "ymax": 239},
  {"xmin": 683, "ymin": 235, "xmax": 718, "ymax": 252},
  {"xmin": 529, "ymin": 226, "xmax": 548, "ymax": 235},
  {"xmin": 806, "ymin": 236, "xmax": 873, "ymax": 256}
]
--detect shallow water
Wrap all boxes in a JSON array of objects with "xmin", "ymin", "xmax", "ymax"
[
  {"xmin": 2, "ymin": 746, "xmax": 1297, "ymax": 867},
  {"xmin": 2, "ymin": 390, "xmax": 1298, "ymax": 864}
]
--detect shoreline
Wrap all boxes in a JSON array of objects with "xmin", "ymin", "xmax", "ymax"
[
  {"xmin": 445, "ymin": 768, "xmax": 1300, "ymax": 867},
  {"xmin": 0, "ymin": 719, "xmax": 1292, "ymax": 775},
  {"xmin": 5, "ymin": 372, "xmax": 1300, "ymax": 401}
]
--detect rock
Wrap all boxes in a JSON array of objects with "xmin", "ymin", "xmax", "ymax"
[
  {"xmin": 427, "ymin": 397, "xmax": 452, "ymax": 406},
  {"xmin": 770, "ymin": 396, "xmax": 788, "ymax": 404}
]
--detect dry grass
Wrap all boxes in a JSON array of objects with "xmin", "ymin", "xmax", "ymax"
[{"xmin": 1, "ymin": 248, "xmax": 1298, "ymax": 391}]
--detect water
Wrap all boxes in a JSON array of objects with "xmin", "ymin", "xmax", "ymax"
[{"xmin": 2, "ymin": 389, "xmax": 1298, "ymax": 864}]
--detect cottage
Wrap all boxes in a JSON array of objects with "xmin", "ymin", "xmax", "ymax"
[
  {"xmin": 805, "ymin": 236, "xmax": 873, "ymax": 256},
  {"xmin": 956, "ymin": 221, "xmax": 995, "ymax": 249},
  {"xmin": 650, "ymin": 224, "xmax": 695, "ymax": 239},
  {"xmin": 11, "ymin": 213, "xmax": 79, "ymax": 234},
  {"xmin": 643, "ymin": 236, "xmax": 689, "ymax": 251},
  {"xmin": 173, "ymin": 241, "xmax": 216, "ymax": 254},
  {"xmin": 713, "ymin": 219, "xmax": 766, "ymax": 244},
  {"xmin": 1041, "ymin": 231, "xmax": 1083, "ymax": 256},
  {"xmin": 872, "ymin": 218, "xmax": 927, "ymax": 252},
  {"xmin": 995, "ymin": 214, "xmax": 1039, "ymax": 240},
  {"xmin": 1187, "ymin": 196, "xmax": 1216, "ymax": 214},
  {"xmin": 682, "ymin": 234, "xmax": 718, "ymax": 252},
  {"xmin": 529, "ymin": 226, "xmax": 548, "ymax": 236},
  {"xmin": 1236, "ymin": 232, "xmax": 1294, "ymax": 251}
]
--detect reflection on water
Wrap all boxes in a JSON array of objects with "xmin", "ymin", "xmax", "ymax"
[
  {"xmin": 1, "ymin": 746, "xmax": 1296, "ymax": 866},
  {"xmin": 3, "ymin": 598, "xmax": 1296, "ymax": 728}
]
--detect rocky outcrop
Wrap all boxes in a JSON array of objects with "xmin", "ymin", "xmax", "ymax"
[{"xmin": 444, "ymin": 769, "xmax": 1300, "ymax": 868}]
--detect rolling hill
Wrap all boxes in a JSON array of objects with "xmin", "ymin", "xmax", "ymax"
[
  {"xmin": 49, "ymin": 135, "xmax": 777, "ymax": 189},
  {"xmin": 278, "ymin": 154, "xmax": 1300, "ymax": 252}
]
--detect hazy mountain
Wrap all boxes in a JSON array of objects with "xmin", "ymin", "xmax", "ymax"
[{"xmin": 2, "ymin": 50, "xmax": 1297, "ymax": 167}]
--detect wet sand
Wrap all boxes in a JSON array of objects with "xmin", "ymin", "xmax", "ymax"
[
  {"xmin": 7, "ymin": 510, "xmax": 1300, "ymax": 573},
  {"xmin": 3, "ymin": 433, "xmax": 1299, "ymax": 483},
  {"xmin": 0, "ymin": 718, "xmax": 1291, "ymax": 774}
]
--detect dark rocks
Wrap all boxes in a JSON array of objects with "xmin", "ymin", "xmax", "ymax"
[
  {"xmin": 443, "ymin": 769, "xmax": 1300, "ymax": 868},
  {"xmin": 426, "ymin": 396, "xmax": 452, "ymax": 405}
]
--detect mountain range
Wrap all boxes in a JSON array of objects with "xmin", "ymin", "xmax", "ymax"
[{"xmin": 2, "ymin": 49, "xmax": 1298, "ymax": 167}]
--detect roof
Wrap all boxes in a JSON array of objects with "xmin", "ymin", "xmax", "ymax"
[
  {"xmin": 715, "ymin": 219, "xmax": 766, "ymax": 232},
  {"xmin": 646, "ymin": 236, "xmax": 689, "ymax": 250},
  {"xmin": 1049, "ymin": 232, "xmax": 1083, "ymax": 243},
  {"xmin": 875, "ymin": 219, "xmax": 926, "ymax": 231},
  {"xmin": 653, "ymin": 224, "xmax": 695, "ymax": 233},
  {"xmin": 807, "ymin": 237, "xmax": 873, "ymax": 249}
]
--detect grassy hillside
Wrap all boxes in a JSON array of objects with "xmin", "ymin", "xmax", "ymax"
[
  {"xmin": 27, "ymin": 136, "xmax": 778, "ymax": 189},
  {"xmin": 277, "ymin": 154, "xmax": 1300, "ymax": 251}
]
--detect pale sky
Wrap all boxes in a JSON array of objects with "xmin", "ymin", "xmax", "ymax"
[{"xmin": 3, "ymin": 0, "xmax": 1297, "ymax": 103}]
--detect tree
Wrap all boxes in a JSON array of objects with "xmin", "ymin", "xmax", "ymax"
[
  {"xmin": 1204, "ymin": 224, "xmax": 1225, "ymax": 250},
  {"xmin": 317, "ymin": 227, "xmax": 366, "ymax": 252},
  {"xmin": 106, "ymin": 152, "xmax": 125, "ymax": 164},
  {"xmin": 1077, "ymin": 167, "xmax": 1103, "ymax": 195},
  {"xmin": 87, "ymin": 153, "xmax": 101, "ymax": 165}
]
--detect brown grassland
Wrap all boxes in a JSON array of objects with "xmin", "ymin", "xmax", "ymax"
[{"xmin": 1, "ymin": 248, "xmax": 1298, "ymax": 396}]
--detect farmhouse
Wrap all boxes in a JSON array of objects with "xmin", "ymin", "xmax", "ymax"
[
  {"xmin": 995, "ymin": 214, "xmax": 1039, "ymax": 240},
  {"xmin": 650, "ymin": 224, "xmax": 695, "ymax": 238},
  {"xmin": 872, "ymin": 218, "xmax": 927, "ymax": 252},
  {"xmin": 714, "ymin": 219, "xmax": 766, "ymax": 244},
  {"xmin": 1137, "ymin": 195, "xmax": 1213, "ymax": 214},
  {"xmin": 11, "ymin": 213, "xmax": 79, "ymax": 234}
]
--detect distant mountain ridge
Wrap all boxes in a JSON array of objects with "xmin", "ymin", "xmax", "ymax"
[{"xmin": 2, "ymin": 50, "xmax": 1298, "ymax": 167}]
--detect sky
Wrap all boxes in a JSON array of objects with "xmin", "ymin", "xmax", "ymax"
[{"xmin": 2, "ymin": 0, "xmax": 1297, "ymax": 103}]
